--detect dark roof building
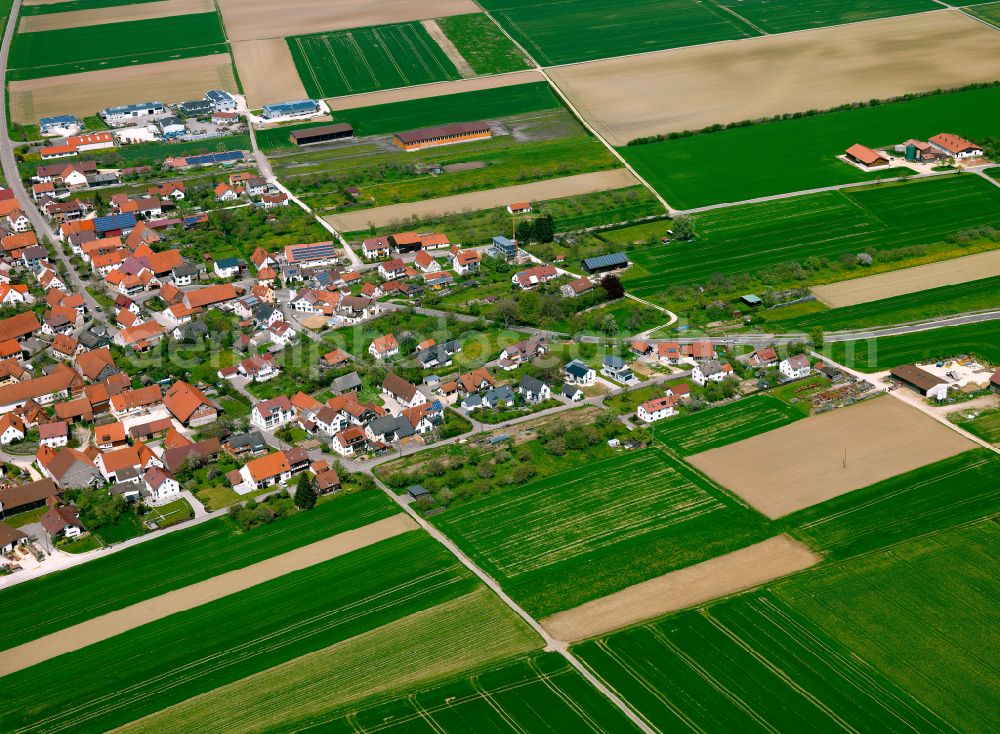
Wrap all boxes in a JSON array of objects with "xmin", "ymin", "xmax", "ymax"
[
  {"xmin": 289, "ymin": 123, "xmax": 354, "ymax": 146},
  {"xmin": 582, "ymin": 252, "xmax": 629, "ymax": 274}
]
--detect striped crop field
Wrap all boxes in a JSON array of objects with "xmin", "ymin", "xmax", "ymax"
[
  {"xmin": 297, "ymin": 653, "xmax": 642, "ymax": 732},
  {"xmin": 434, "ymin": 448, "xmax": 772, "ymax": 617},
  {"xmin": 622, "ymin": 175, "xmax": 1000, "ymax": 302},
  {"xmin": 113, "ymin": 587, "xmax": 541, "ymax": 734},
  {"xmin": 654, "ymin": 395, "xmax": 803, "ymax": 455},
  {"xmin": 949, "ymin": 408, "xmax": 1000, "ymax": 445},
  {"xmin": 1, "ymin": 532, "xmax": 538, "ymax": 734},
  {"xmin": 577, "ymin": 521, "xmax": 1000, "ymax": 733},
  {"xmin": 828, "ymin": 318, "xmax": 1000, "ymax": 370},
  {"xmin": 287, "ymin": 22, "xmax": 460, "ymax": 99},
  {"xmin": 715, "ymin": 0, "xmax": 940, "ymax": 34}
]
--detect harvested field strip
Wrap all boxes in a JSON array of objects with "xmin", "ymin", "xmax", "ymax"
[
  {"xmin": 548, "ymin": 11, "xmax": 1000, "ymax": 145},
  {"xmin": 480, "ymin": 0, "xmax": 759, "ymax": 66},
  {"xmin": 435, "ymin": 448, "xmax": 773, "ymax": 617},
  {"xmin": 231, "ymin": 39, "xmax": 307, "ymax": 108},
  {"xmin": 619, "ymin": 84, "xmax": 1000, "ymax": 209},
  {"xmin": 542, "ymin": 535, "xmax": 818, "ymax": 642},
  {"xmin": 7, "ymin": 54, "xmax": 238, "ymax": 124},
  {"xmin": 9, "ymin": 12, "xmax": 228, "ymax": 80},
  {"xmin": 1, "ymin": 532, "xmax": 492, "ymax": 734},
  {"xmin": 0, "ymin": 514, "xmax": 416, "ymax": 678},
  {"xmin": 782, "ymin": 449, "xmax": 1000, "ymax": 559},
  {"xmin": 776, "ymin": 274, "xmax": 1000, "ymax": 332},
  {"xmin": 215, "ymin": 0, "xmax": 480, "ymax": 43},
  {"xmin": 654, "ymin": 394, "xmax": 802, "ymax": 455},
  {"xmin": 811, "ymin": 249, "xmax": 1000, "ymax": 308},
  {"xmin": 621, "ymin": 175, "xmax": 1000, "ymax": 300},
  {"xmin": 829, "ymin": 318, "xmax": 1000, "ymax": 369},
  {"xmin": 112, "ymin": 587, "xmax": 541, "ymax": 734},
  {"xmin": 310, "ymin": 653, "xmax": 642, "ymax": 732},
  {"xmin": 688, "ymin": 397, "xmax": 974, "ymax": 519},
  {"xmin": 258, "ymin": 79, "xmax": 559, "ymax": 148},
  {"xmin": 715, "ymin": 0, "xmax": 940, "ymax": 33},
  {"xmin": 0, "ymin": 491, "xmax": 396, "ymax": 652},
  {"xmin": 18, "ymin": 0, "xmax": 212, "ymax": 32},
  {"xmin": 287, "ymin": 21, "xmax": 459, "ymax": 99},
  {"xmin": 325, "ymin": 169, "xmax": 638, "ymax": 230}
]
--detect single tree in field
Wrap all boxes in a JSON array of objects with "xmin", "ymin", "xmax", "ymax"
[
  {"xmin": 601, "ymin": 274, "xmax": 625, "ymax": 300},
  {"xmin": 294, "ymin": 472, "xmax": 317, "ymax": 510},
  {"xmin": 670, "ymin": 215, "xmax": 694, "ymax": 241}
]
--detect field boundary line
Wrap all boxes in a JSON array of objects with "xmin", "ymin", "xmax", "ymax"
[
  {"xmin": 0, "ymin": 514, "xmax": 417, "ymax": 679},
  {"xmin": 702, "ymin": 0, "xmax": 768, "ymax": 35},
  {"xmin": 823, "ymin": 309, "xmax": 1000, "ymax": 341}
]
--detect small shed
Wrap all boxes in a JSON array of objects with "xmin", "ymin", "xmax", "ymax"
[
  {"xmin": 407, "ymin": 485, "xmax": 429, "ymax": 500},
  {"xmin": 741, "ymin": 294, "xmax": 762, "ymax": 307}
]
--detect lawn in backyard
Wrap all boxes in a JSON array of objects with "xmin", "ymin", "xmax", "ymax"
[
  {"xmin": 478, "ymin": 0, "xmax": 759, "ymax": 65},
  {"xmin": 433, "ymin": 447, "xmax": 774, "ymax": 617},
  {"xmin": 827, "ymin": 318, "xmax": 1000, "ymax": 370},
  {"xmin": 437, "ymin": 13, "xmax": 531, "ymax": 75},
  {"xmin": 256, "ymin": 81, "xmax": 560, "ymax": 149},
  {"xmin": 8, "ymin": 13, "xmax": 228, "ymax": 80},
  {"xmin": 287, "ymin": 22, "xmax": 459, "ymax": 99},
  {"xmin": 576, "ymin": 520, "xmax": 999, "ymax": 734},
  {"xmin": 620, "ymin": 84, "xmax": 1000, "ymax": 208},
  {"xmin": 653, "ymin": 394, "xmax": 804, "ymax": 455},
  {"xmin": 1, "ymin": 534, "xmax": 539, "ymax": 734},
  {"xmin": 0, "ymin": 491, "xmax": 396, "ymax": 651},
  {"xmin": 620, "ymin": 175, "xmax": 1000, "ymax": 301},
  {"xmin": 764, "ymin": 274, "xmax": 1000, "ymax": 332}
]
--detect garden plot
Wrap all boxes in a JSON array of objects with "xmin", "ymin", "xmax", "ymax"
[
  {"xmin": 688, "ymin": 396, "xmax": 974, "ymax": 518},
  {"xmin": 548, "ymin": 11, "xmax": 1000, "ymax": 145}
]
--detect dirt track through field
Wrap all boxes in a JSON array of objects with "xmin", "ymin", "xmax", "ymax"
[
  {"xmin": 18, "ymin": 0, "xmax": 212, "ymax": 32},
  {"xmin": 0, "ymin": 514, "xmax": 416, "ymax": 677},
  {"xmin": 541, "ymin": 535, "xmax": 818, "ymax": 641},
  {"xmin": 688, "ymin": 397, "xmax": 974, "ymax": 518},
  {"xmin": 548, "ymin": 11, "xmax": 1000, "ymax": 145},
  {"xmin": 325, "ymin": 70, "xmax": 545, "ymax": 110},
  {"xmin": 232, "ymin": 39, "xmax": 308, "ymax": 109},
  {"xmin": 421, "ymin": 19, "xmax": 474, "ymax": 78},
  {"xmin": 812, "ymin": 250, "xmax": 1000, "ymax": 308},
  {"xmin": 7, "ymin": 55, "xmax": 236, "ymax": 124},
  {"xmin": 326, "ymin": 168, "xmax": 638, "ymax": 231},
  {"xmin": 216, "ymin": 0, "xmax": 478, "ymax": 42}
]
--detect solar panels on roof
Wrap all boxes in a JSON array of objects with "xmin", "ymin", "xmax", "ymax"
[
  {"xmin": 582, "ymin": 252, "xmax": 630, "ymax": 273},
  {"xmin": 185, "ymin": 150, "xmax": 244, "ymax": 166},
  {"xmin": 285, "ymin": 242, "xmax": 337, "ymax": 263},
  {"xmin": 93, "ymin": 212, "xmax": 137, "ymax": 233}
]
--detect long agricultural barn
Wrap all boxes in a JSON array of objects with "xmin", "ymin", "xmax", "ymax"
[
  {"xmin": 393, "ymin": 121, "xmax": 491, "ymax": 151},
  {"xmin": 289, "ymin": 123, "xmax": 354, "ymax": 146},
  {"xmin": 582, "ymin": 252, "xmax": 630, "ymax": 274},
  {"xmin": 845, "ymin": 143, "xmax": 889, "ymax": 168}
]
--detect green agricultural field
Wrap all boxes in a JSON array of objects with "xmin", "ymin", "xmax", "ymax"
[
  {"xmin": 303, "ymin": 653, "xmax": 642, "ymax": 733},
  {"xmin": 2, "ymin": 534, "xmax": 539, "ymax": 734},
  {"xmin": 0, "ymin": 491, "xmax": 396, "ymax": 652},
  {"xmin": 621, "ymin": 175, "xmax": 1000, "ymax": 301},
  {"xmin": 767, "ymin": 274, "xmax": 1000, "ymax": 332},
  {"xmin": 716, "ymin": 0, "xmax": 940, "ymax": 34},
  {"xmin": 256, "ymin": 80, "xmax": 560, "ymax": 149},
  {"xmin": 111, "ymin": 587, "xmax": 540, "ymax": 734},
  {"xmin": 577, "ymin": 521, "xmax": 999, "ymax": 734},
  {"xmin": 966, "ymin": 1, "xmax": 1000, "ymax": 27},
  {"xmin": 654, "ymin": 395, "xmax": 804, "ymax": 455},
  {"xmin": 478, "ymin": 0, "xmax": 759, "ymax": 65},
  {"xmin": 287, "ymin": 22, "xmax": 459, "ymax": 100},
  {"xmin": 434, "ymin": 448, "xmax": 773, "ymax": 617},
  {"xmin": 21, "ymin": 0, "xmax": 161, "ymax": 14},
  {"xmin": 621, "ymin": 85, "xmax": 1000, "ymax": 208},
  {"xmin": 8, "ymin": 13, "xmax": 228, "ymax": 80},
  {"xmin": 827, "ymin": 318, "xmax": 1000, "ymax": 370},
  {"xmin": 437, "ymin": 13, "xmax": 531, "ymax": 75},
  {"xmin": 782, "ymin": 449, "xmax": 1000, "ymax": 558},
  {"xmin": 949, "ymin": 407, "xmax": 1000, "ymax": 444}
]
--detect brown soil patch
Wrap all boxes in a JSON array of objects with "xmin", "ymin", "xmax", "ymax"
[
  {"xmin": 19, "ymin": 0, "xmax": 212, "ymax": 32},
  {"xmin": 548, "ymin": 11, "xmax": 1000, "ymax": 145},
  {"xmin": 0, "ymin": 514, "xmax": 416, "ymax": 677},
  {"xmin": 688, "ymin": 397, "xmax": 974, "ymax": 519},
  {"xmin": 542, "ymin": 535, "xmax": 818, "ymax": 641},
  {"xmin": 217, "ymin": 0, "xmax": 479, "ymax": 43},
  {"xmin": 232, "ymin": 39, "xmax": 308, "ymax": 109},
  {"xmin": 8, "ymin": 55, "xmax": 236, "ymax": 125},
  {"xmin": 421, "ymin": 19, "xmax": 475, "ymax": 78},
  {"xmin": 326, "ymin": 168, "xmax": 638, "ymax": 231},
  {"xmin": 812, "ymin": 250, "xmax": 1000, "ymax": 309},
  {"xmin": 326, "ymin": 70, "xmax": 544, "ymax": 110}
]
